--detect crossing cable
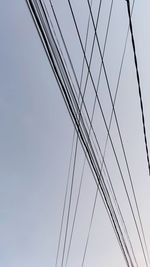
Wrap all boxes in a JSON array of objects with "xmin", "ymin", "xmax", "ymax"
[
  {"xmin": 58, "ymin": 0, "xmax": 110, "ymax": 264},
  {"xmin": 47, "ymin": 0, "xmax": 92, "ymax": 134},
  {"xmin": 125, "ymin": 0, "xmax": 150, "ymax": 177},
  {"xmin": 87, "ymin": 1, "xmax": 150, "ymax": 266},
  {"xmin": 47, "ymin": 3, "xmax": 125, "ymax": 267},
  {"xmin": 48, "ymin": 0, "xmax": 107, "ymax": 162},
  {"xmin": 102, "ymin": 1, "xmax": 150, "ymax": 266},
  {"xmin": 81, "ymin": 0, "xmax": 134, "ymax": 264},
  {"xmin": 63, "ymin": 1, "xmax": 123, "ymax": 266},
  {"xmin": 42, "ymin": 6, "xmax": 82, "ymax": 266},
  {"xmin": 47, "ymin": 8, "xmax": 136, "ymax": 265},
  {"xmin": 58, "ymin": 3, "xmax": 93, "ymax": 264},
  {"xmin": 54, "ymin": 131, "xmax": 76, "ymax": 267},
  {"xmin": 45, "ymin": 17, "xmax": 136, "ymax": 266},
  {"xmin": 43, "ymin": 3, "xmax": 78, "ymax": 100},
  {"xmin": 27, "ymin": 2, "xmax": 80, "ymax": 266},
  {"xmin": 86, "ymin": 6, "xmax": 149, "ymax": 266},
  {"xmin": 46, "ymin": 1, "xmax": 100, "ymax": 266},
  {"xmin": 48, "ymin": 0, "xmax": 104, "ymax": 165},
  {"xmin": 47, "ymin": 1, "xmax": 93, "ymax": 265},
  {"xmin": 49, "ymin": 0, "xmax": 133, "ymax": 264},
  {"xmin": 67, "ymin": 0, "xmax": 134, "ymax": 229},
  {"xmin": 53, "ymin": 0, "xmax": 104, "ymax": 265},
  {"xmin": 81, "ymin": 2, "xmax": 115, "ymax": 265},
  {"xmin": 47, "ymin": 9, "xmax": 134, "ymax": 266},
  {"xmin": 41, "ymin": 4, "xmax": 79, "ymax": 267},
  {"xmin": 38, "ymin": 4, "xmax": 146, "ymax": 267},
  {"xmin": 79, "ymin": 2, "xmax": 138, "ymax": 266},
  {"xmin": 85, "ymin": 2, "xmax": 149, "ymax": 266},
  {"xmin": 47, "ymin": 4, "xmax": 134, "ymax": 267},
  {"xmin": 47, "ymin": 33, "xmax": 135, "ymax": 266},
  {"xmin": 45, "ymin": 0, "xmax": 105, "ymax": 169},
  {"xmin": 60, "ymin": 137, "xmax": 79, "ymax": 267},
  {"xmin": 46, "ymin": 22, "xmax": 133, "ymax": 266},
  {"xmin": 68, "ymin": 1, "xmax": 149, "ymax": 266},
  {"xmin": 26, "ymin": 1, "xmax": 140, "ymax": 266},
  {"xmin": 125, "ymin": 0, "xmax": 150, "ymax": 263},
  {"xmin": 47, "ymin": 1, "xmax": 96, "ymax": 266},
  {"xmin": 45, "ymin": 3, "xmax": 142, "ymax": 266}
]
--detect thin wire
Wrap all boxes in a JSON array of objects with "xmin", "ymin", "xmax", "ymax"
[
  {"xmin": 42, "ymin": 2, "xmax": 80, "ymax": 265},
  {"xmin": 32, "ymin": 3, "xmax": 132, "ymax": 264},
  {"xmin": 62, "ymin": 1, "xmax": 137, "ymax": 266},
  {"xmin": 54, "ymin": 131, "xmax": 76, "ymax": 267},
  {"xmin": 69, "ymin": 0, "xmax": 149, "ymax": 266},
  {"xmin": 81, "ymin": 0, "xmax": 139, "ymax": 261},
  {"xmin": 80, "ymin": 1, "xmax": 134, "ymax": 266},
  {"xmin": 48, "ymin": 0, "xmax": 93, "ymax": 136},
  {"xmin": 46, "ymin": 0, "xmax": 107, "ymax": 168},
  {"xmin": 87, "ymin": 2, "xmax": 150, "ymax": 266},
  {"xmin": 125, "ymin": 0, "xmax": 150, "ymax": 264},
  {"xmin": 64, "ymin": 1, "xmax": 117, "ymax": 266},
  {"xmin": 61, "ymin": 0, "xmax": 96, "ymax": 265},
  {"xmin": 125, "ymin": 0, "xmax": 150, "ymax": 177},
  {"xmin": 26, "ymin": 1, "xmax": 140, "ymax": 266},
  {"xmin": 49, "ymin": 0, "xmax": 98, "ymax": 263},
  {"xmin": 30, "ymin": 4, "xmax": 80, "ymax": 266},
  {"xmin": 47, "ymin": 0, "xmax": 108, "ymax": 165},
  {"xmin": 63, "ymin": 0, "xmax": 104, "ymax": 265},
  {"xmin": 60, "ymin": 137, "xmax": 79, "ymax": 267},
  {"xmin": 46, "ymin": 0, "xmax": 89, "ymax": 264},
  {"xmin": 49, "ymin": 0, "xmax": 93, "ymax": 264}
]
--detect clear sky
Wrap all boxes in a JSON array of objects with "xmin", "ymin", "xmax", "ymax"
[{"xmin": 0, "ymin": 1, "xmax": 150, "ymax": 267}]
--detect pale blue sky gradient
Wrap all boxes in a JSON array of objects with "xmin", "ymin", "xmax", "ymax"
[{"xmin": 1, "ymin": 1, "xmax": 150, "ymax": 267}]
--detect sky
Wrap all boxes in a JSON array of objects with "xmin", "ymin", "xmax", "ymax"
[{"xmin": 0, "ymin": 1, "xmax": 150, "ymax": 267}]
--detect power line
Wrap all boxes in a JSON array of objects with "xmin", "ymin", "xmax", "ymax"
[
  {"xmin": 68, "ymin": 0, "xmax": 149, "ymax": 266},
  {"xmin": 62, "ymin": 0, "xmax": 104, "ymax": 264},
  {"xmin": 46, "ymin": 1, "xmax": 100, "ymax": 265},
  {"xmin": 26, "ymin": 1, "xmax": 130, "ymax": 264},
  {"xmin": 54, "ymin": 131, "xmax": 76, "ymax": 267},
  {"xmin": 47, "ymin": 5, "xmax": 137, "ymax": 266},
  {"xmin": 125, "ymin": 0, "xmax": 150, "ymax": 178},
  {"xmin": 25, "ymin": 1, "xmax": 146, "ymax": 266},
  {"xmin": 125, "ymin": 0, "xmax": 150, "ymax": 264},
  {"xmin": 42, "ymin": 1, "xmax": 136, "ymax": 264},
  {"xmin": 47, "ymin": 1, "xmax": 95, "ymax": 265},
  {"xmin": 44, "ymin": 1, "xmax": 144, "ymax": 266},
  {"xmin": 80, "ymin": 1, "xmax": 138, "ymax": 265},
  {"xmin": 40, "ymin": 2, "xmax": 147, "ymax": 266}
]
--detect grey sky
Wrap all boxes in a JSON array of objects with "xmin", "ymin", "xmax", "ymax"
[{"xmin": 0, "ymin": 1, "xmax": 150, "ymax": 267}]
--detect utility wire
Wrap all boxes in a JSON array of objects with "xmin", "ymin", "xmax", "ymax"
[
  {"xmin": 43, "ymin": 2, "xmax": 141, "ymax": 267},
  {"xmin": 54, "ymin": 131, "xmax": 76, "ymax": 267},
  {"xmin": 46, "ymin": 1, "xmax": 96, "ymax": 265},
  {"xmin": 46, "ymin": 2, "xmax": 138, "ymax": 266},
  {"xmin": 87, "ymin": 1, "xmax": 150, "ymax": 266},
  {"xmin": 60, "ymin": 137, "xmax": 79, "ymax": 267},
  {"xmin": 25, "ymin": 1, "xmax": 142, "ymax": 266},
  {"xmin": 42, "ymin": 6, "xmax": 84, "ymax": 267},
  {"xmin": 125, "ymin": 0, "xmax": 150, "ymax": 177},
  {"xmin": 31, "ymin": 3, "xmax": 146, "ymax": 266},
  {"xmin": 81, "ymin": 0, "xmax": 137, "ymax": 262},
  {"xmin": 68, "ymin": 1, "xmax": 149, "ymax": 266},
  {"xmin": 63, "ymin": 0, "xmax": 104, "ymax": 265},
  {"xmin": 46, "ymin": 8, "xmax": 134, "ymax": 267},
  {"xmin": 80, "ymin": 1, "xmax": 137, "ymax": 266}
]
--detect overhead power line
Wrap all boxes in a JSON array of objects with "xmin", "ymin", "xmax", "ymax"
[
  {"xmin": 54, "ymin": 131, "xmax": 76, "ymax": 267},
  {"xmin": 48, "ymin": 2, "xmax": 139, "ymax": 266},
  {"xmin": 25, "ymin": 1, "xmax": 149, "ymax": 267},
  {"xmin": 67, "ymin": 1, "xmax": 149, "ymax": 266},
  {"xmin": 25, "ymin": 1, "xmax": 138, "ymax": 266},
  {"xmin": 125, "ymin": 0, "xmax": 150, "ymax": 176}
]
